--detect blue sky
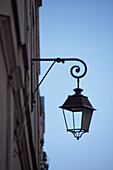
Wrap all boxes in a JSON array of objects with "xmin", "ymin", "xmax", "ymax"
[{"xmin": 39, "ymin": 0, "xmax": 113, "ymax": 170}]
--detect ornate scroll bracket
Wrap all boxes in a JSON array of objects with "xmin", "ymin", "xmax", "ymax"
[
  {"xmin": 31, "ymin": 57, "xmax": 87, "ymax": 111},
  {"xmin": 31, "ymin": 57, "xmax": 87, "ymax": 93}
]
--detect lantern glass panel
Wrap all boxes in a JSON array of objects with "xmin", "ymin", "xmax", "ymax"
[
  {"xmin": 81, "ymin": 108, "xmax": 93, "ymax": 131},
  {"xmin": 62, "ymin": 110, "xmax": 82, "ymax": 130},
  {"xmin": 63, "ymin": 110, "xmax": 73, "ymax": 130},
  {"xmin": 74, "ymin": 111, "xmax": 82, "ymax": 129}
]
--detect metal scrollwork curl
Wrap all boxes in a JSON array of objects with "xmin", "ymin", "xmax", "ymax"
[{"xmin": 70, "ymin": 59, "xmax": 87, "ymax": 79}]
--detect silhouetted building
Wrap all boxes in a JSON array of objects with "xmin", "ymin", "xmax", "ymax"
[{"xmin": 0, "ymin": 0, "xmax": 48, "ymax": 169}]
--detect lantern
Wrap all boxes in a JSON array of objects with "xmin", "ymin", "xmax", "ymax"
[{"xmin": 60, "ymin": 88, "xmax": 96, "ymax": 140}]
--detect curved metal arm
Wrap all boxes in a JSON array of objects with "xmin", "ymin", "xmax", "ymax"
[
  {"xmin": 32, "ymin": 57, "xmax": 87, "ymax": 90},
  {"xmin": 31, "ymin": 57, "xmax": 87, "ymax": 111}
]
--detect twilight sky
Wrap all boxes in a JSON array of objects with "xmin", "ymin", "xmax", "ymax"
[{"xmin": 39, "ymin": 0, "xmax": 113, "ymax": 170}]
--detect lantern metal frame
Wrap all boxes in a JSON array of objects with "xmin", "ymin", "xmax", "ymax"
[{"xmin": 31, "ymin": 57, "xmax": 96, "ymax": 140}]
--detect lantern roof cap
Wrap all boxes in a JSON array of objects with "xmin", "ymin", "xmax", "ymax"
[{"xmin": 59, "ymin": 88, "xmax": 96, "ymax": 111}]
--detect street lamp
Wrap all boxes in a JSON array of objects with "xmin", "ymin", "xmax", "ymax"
[
  {"xmin": 32, "ymin": 57, "xmax": 96, "ymax": 140},
  {"xmin": 59, "ymin": 61, "xmax": 96, "ymax": 140}
]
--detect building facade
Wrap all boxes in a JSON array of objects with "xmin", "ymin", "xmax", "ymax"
[{"xmin": 0, "ymin": 0, "xmax": 48, "ymax": 169}]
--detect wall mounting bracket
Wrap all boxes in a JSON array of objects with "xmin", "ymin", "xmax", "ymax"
[{"xmin": 31, "ymin": 57, "xmax": 87, "ymax": 111}]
